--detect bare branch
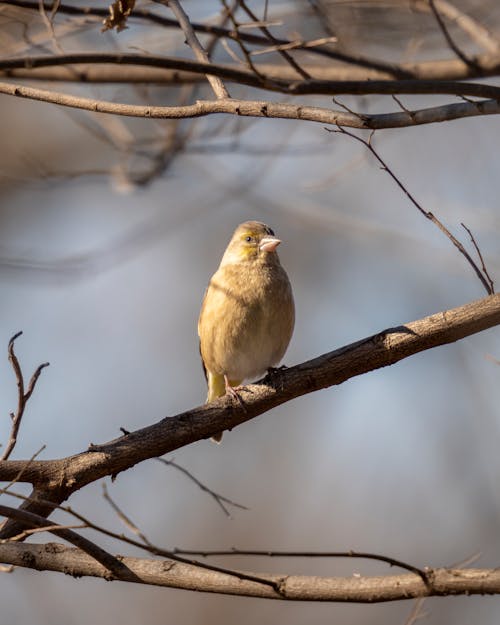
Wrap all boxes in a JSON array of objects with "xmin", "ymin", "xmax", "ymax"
[
  {"xmin": 2, "ymin": 54, "xmax": 500, "ymax": 100},
  {"xmin": 330, "ymin": 127, "xmax": 495, "ymax": 295},
  {"xmin": 3, "ymin": 540, "xmax": 500, "ymax": 601},
  {"xmin": 155, "ymin": 0, "xmax": 230, "ymax": 99},
  {"xmin": 0, "ymin": 504, "xmax": 139, "ymax": 578},
  {"xmin": 414, "ymin": 0, "xmax": 500, "ymax": 54},
  {"xmin": 5, "ymin": 0, "xmax": 500, "ymax": 79},
  {"xmin": 428, "ymin": 0, "xmax": 480, "ymax": 70},
  {"xmin": 237, "ymin": 0, "xmax": 311, "ymax": 79},
  {"xmin": 460, "ymin": 223, "xmax": 495, "ymax": 293},
  {"xmin": 2, "ymin": 333, "xmax": 49, "ymax": 461},
  {"xmin": 220, "ymin": 0, "xmax": 266, "ymax": 78},
  {"xmin": 1, "ymin": 488, "xmax": 279, "ymax": 590},
  {"xmin": 0, "ymin": 294, "xmax": 499, "ymax": 539},
  {"xmin": 170, "ymin": 547, "xmax": 428, "ymax": 581},
  {"xmin": 156, "ymin": 457, "xmax": 248, "ymax": 517},
  {"xmin": 102, "ymin": 482, "xmax": 153, "ymax": 546},
  {"xmin": 0, "ymin": 80, "xmax": 499, "ymax": 130}
]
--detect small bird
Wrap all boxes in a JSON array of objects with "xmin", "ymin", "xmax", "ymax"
[{"xmin": 198, "ymin": 221, "xmax": 295, "ymax": 442}]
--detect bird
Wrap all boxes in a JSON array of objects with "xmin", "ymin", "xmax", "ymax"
[{"xmin": 198, "ymin": 221, "xmax": 295, "ymax": 442}]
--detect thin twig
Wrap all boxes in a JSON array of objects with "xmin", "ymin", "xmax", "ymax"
[
  {"xmin": 2, "ymin": 333, "xmax": 49, "ymax": 461},
  {"xmin": 1, "ymin": 80, "xmax": 499, "ymax": 131},
  {"xmin": 220, "ymin": 0, "xmax": 266, "ymax": 78},
  {"xmin": 0, "ymin": 504, "xmax": 138, "ymax": 577},
  {"xmin": 1, "ymin": 487, "xmax": 279, "ymax": 591},
  {"xmin": 157, "ymin": 457, "xmax": 248, "ymax": 517},
  {"xmin": 37, "ymin": 0, "xmax": 64, "ymax": 54},
  {"xmin": 237, "ymin": 0, "xmax": 311, "ymax": 79},
  {"xmin": 251, "ymin": 35, "xmax": 337, "ymax": 56},
  {"xmin": 156, "ymin": 0, "xmax": 230, "ymax": 99},
  {"xmin": 170, "ymin": 547, "xmax": 429, "ymax": 583},
  {"xmin": 329, "ymin": 126, "xmax": 494, "ymax": 295},
  {"xmin": 414, "ymin": 0, "xmax": 500, "ymax": 54},
  {"xmin": 460, "ymin": 223, "xmax": 495, "ymax": 293},
  {"xmin": 102, "ymin": 483, "xmax": 153, "ymax": 546},
  {"xmin": 404, "ymin": 597, "xmax": 429, "ymax": 625},
  {"xmin": 428, "ymin": 0, "xmax": 480, "ymax": 71},
  {"xmin": 2, "ymin": 523, "xmax": 85, "ymax": 543}
]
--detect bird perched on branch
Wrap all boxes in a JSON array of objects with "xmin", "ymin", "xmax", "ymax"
[{"xmin": 198, "ymin": 221, "xmax": 295, "ymax": 442}]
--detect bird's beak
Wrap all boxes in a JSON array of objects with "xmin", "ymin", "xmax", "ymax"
[{"xmin": 259, "ymin": 237, "xmax": 281, "ymax": 253}]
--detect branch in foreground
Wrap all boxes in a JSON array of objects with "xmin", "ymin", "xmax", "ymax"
[
  {"xmin": 2, "ymin": 541, "xmax": 500, "ymax": 602},
  {"xmin": 0, "ymin": 81, "xmax": 499, "ymax": 129},
  {"xmin": 0, "ymin": 293, "xmax": 499, "ymax": 539}
]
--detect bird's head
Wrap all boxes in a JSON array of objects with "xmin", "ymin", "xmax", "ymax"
[{"xmin": 220, "ymin": 221, "xmax": 282, "ymax": 266}]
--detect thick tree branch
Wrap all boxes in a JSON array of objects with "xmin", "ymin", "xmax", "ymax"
[
  {"xmin": 0, "ymin": 81, "xmax": 499, "ymax": 129},
  {"xmin": 2, "ymin": 53, "xmax": 500, "ymax": 83},
  {"xmin": 2, "ymin": 54, "xmax": 500, "ymax": 99},
  {"xmin": 2, "ymin": 541, "xmax": 500, "ymax": 602},
  {"xmin": 0, "ymin": 294, "xmax": 499, "ymax": 538}
]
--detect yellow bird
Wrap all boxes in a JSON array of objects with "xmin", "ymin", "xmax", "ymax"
[{"xmin": 198, "ymin": 221, "xmax": 295, "ymax": 442}]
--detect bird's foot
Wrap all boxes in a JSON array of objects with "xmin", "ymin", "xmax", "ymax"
[
  {"xmin": 224, "ymin": 375, "xmax": 247, "ymax": 411},
  {"xmin": 267, "ymin": 365, "xmax": 288, "ymax": 375}
]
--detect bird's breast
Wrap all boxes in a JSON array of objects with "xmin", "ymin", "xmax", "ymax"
[{"xmin": 198, "ymin": 261, "xmax": 294, "ymax": 381}]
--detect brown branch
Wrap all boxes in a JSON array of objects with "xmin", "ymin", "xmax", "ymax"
[
  {"xmin": 1, "ymin": 487, "xmax": 279, "ymax": 590},
  {"xmin": 2, "ymin": 54, "xmax": 500, "ymax": 83},
  {"xmin": 2, "ymin": 54, "xmax": 500, "ymax": 99},
  {"xmin": 0, "ymin": 0, "xmax": 411, "ymax": 77},
  {"xmin": 0, "ymin": 504, "xmax": 140, "ymax": 579},
  {"xmin": 156, "ymin": 0, "xmax": 230, "ymax": 99},
  {"xmin": 170, "ymin": 548, "xmax": 428, "ymax": 581},
  {"xmin": 6, "ymin": 0, "xmax": 500, "ymax": 79},
  {"xmin": 330, "ymin": 127, "xmax": 495, "ymax": 295},
  {"xmin": 220, "ymin": 0, "xmax": 266, "ymax": 78},
  {"xmin": 237, "ymin": 0, "xmax": 311, "ymax": 79},
  {"xmin": 2, "ymin": 332, "xmax": 49, "ymax": 461},
  {"xmin": 3, "ymin": 541, "xmax": 500, "ymax": 601},
  {"xmin": 0, "ymin": 293, "xmax": 499, "ymax": 539},
  {"xmin": 0, "ymin": 80, "xmax": 499, "ymax": 130}
]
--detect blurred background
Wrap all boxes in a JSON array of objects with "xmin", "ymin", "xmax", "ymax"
[{"xmin": 0, "ymin": 0, "xmax": 500, "ymax": 623}]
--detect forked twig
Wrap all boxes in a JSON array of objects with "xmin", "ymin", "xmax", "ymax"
[
  {"xmin": 2, "ymin": 333, "xmax": 49, "ymax": 461},
  {"xmin": 237, "ymin": 0, "xmax": 311, "ymax": 79},
  {"xmin": 330, "ymin": 126, "xmax": 494, "ymax": 295}
]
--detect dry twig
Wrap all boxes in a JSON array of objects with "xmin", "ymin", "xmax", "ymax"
[
  {"xmin": 329, "ymin": 127, "xmax": 495, "ymax": 295},
  {"xmin": 2, "ymin": 333, "xmax": 49, "ymax": 461},
  {"xmin": 155, "ymin": 0, "xmax": 230, "ymax": 99}
]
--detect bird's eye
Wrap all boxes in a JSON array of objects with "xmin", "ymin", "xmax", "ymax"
[{"xmin": 245, "ymin": 236, "xmax": 253, "ymax": 242}]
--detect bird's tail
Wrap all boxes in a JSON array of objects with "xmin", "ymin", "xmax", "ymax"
[{"xmin": 207, "ymin": 372, "xmax": 241, "ymax": 443}]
